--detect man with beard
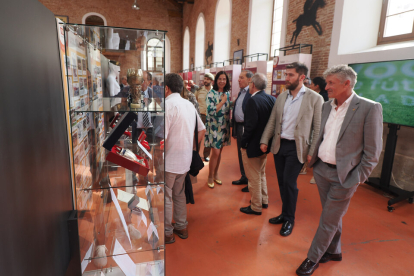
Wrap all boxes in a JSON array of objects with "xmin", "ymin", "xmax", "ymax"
[
  {"xmin": 260, "ymin": 62, "xmax": 323, "ymax": 236},
  {"xmin": 194, "ymin": 73, "xmax": 214, "ymax": 161}
]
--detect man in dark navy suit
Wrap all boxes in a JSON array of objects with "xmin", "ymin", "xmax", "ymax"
[
  {"xmin": 240, "ymin": 73, "xmax": 276, "ymax": 215},
  {"xmin": 232, "ymin": 70, "xmax": 253, "ymax": 190}
]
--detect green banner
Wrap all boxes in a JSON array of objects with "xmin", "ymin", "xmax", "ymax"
[{"xmin": 350, "ymin": 60, "xmax": 414, "ymax": 127}]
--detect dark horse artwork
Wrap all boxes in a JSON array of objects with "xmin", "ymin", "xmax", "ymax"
[
  {"xmin": 205, "ymin": 41, "xmax": 213, "ymax": 65},
  {"xmin": 290, "ymin": 0, "xmax": 326, "ymax": 45}
]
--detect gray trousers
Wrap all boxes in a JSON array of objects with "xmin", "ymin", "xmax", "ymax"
[
  {"xmin": 235, "ymin": 123, "xmax": 246, "ymax": 179},
  {"xmin": 307, "ymin": 160, "xmax": 358, "ymax": 263},
  {"xmin": 199, "ymin": 114, "xmax": 211, "ymax": 158},
  {"xmin": 165, "ymin": 171, "xmax": 188, "ymax": 236}
]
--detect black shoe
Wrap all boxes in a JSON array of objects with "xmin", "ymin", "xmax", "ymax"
[
  {"xmin": 241, "ymin": 186, "xmax": 249, "ymax": 192},
  {"xmin": 296, "ymin": 258, "xmax": 319, "ymax": 276},
  {"xmin": 280, "ymin": 221, "xmax": 294, "ymax": 236},
  {"xmin": 269, "ymin": 214, "xmax": 285, "ymax": 224},
  {"xmin": 249, "ymin": 199, "xmax": 267, "ymax": 208},
  {"xmin": 232, "ymin": 177, "xmax": 248, "ymax": 185},
  {"xmin": 240, "ymin": 205, "xmax": 261, "ymax": 215},
  {"xmin": 204, "ymin": 157, "xmax": 210, "ymax": 162},
  {"xmin": 319, "ymin": 252, "xmax": 342, "ymax": 263}
]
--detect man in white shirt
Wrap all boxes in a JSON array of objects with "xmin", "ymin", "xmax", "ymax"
[
  {"xmin": 296, "ymin": 65, "xmax": 383, "ymax": 276},
  {"xmin": 164, "ymin": 73, "xmax": 205, "ymax": 244}
]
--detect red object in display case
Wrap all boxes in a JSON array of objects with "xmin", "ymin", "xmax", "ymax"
[{"xmin": 106, "ymin": 146, "xmax": 150, "ymax": 176}]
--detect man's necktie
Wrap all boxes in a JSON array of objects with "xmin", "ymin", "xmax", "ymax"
[{"xmin": 143, "ymin": 112, "xmax": 151, "ymax": 128}]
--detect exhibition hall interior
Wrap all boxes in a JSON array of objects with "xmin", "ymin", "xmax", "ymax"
[{"xmin": 0, "ymin": 0, "xmax": 413, "ymax": 275}]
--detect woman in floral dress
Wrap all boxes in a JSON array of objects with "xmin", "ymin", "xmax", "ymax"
[{"xmin": 204, "ymin": 71, "xmax": 231, "ymax": 188}]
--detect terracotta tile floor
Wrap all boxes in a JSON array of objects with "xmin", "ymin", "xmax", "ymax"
[{"xmin": 166, "ymin": 142, "xmax": 414, "ymax": 276}]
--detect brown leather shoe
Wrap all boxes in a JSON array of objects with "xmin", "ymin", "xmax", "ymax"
[
  {"xmin": 296, "ymin": 258, "xmax": 319, "ymax": 276},
  {"xmin": 173, "ymin": 227, "xmax": 188, "ymax": 239},
  {"xmin": 165, "ymin": 233, "xmax": 175, "ymax": 244},
  {"xmin": 319, "ymin": 252, "xmax": 342, "ymax": 263}
]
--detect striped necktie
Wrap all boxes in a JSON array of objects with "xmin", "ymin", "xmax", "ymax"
[{"xmin": 143, "ymin": 112, "xmax": 151, "ymax": 128}]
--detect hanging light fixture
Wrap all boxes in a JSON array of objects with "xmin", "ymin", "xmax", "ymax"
[{"xmin": 132, "ymin": 0, "xmax": 140, "ymax": 10}]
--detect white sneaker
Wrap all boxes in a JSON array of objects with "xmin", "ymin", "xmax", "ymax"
[
  {"xmin": 92, "ymin": 245, "xmax": 107, "ymax": 268},
  {"xmin": 128, "ymin": 224, "xmax": 142, "ymax": 240},
  {"xmin": 310, "ymin": 177, "xmax": 316, "ymax": 184}
]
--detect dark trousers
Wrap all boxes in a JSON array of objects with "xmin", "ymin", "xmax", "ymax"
[
  {"xmin": 273, "ymin": 139, "xmax": 304, "ymax": 223},
  {"xmin": 199, "ymin": 114, "xmax": 211, "ymax": 158},
  {"xmin": 235, "ymin": 123, "xmax": 246, "ymax": 179}
]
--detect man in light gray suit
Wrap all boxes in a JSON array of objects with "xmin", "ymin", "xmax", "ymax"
[
  {"xmin": 296, "ymin": 65, "xmax": 383, "ymax": 276},
  {"xmin": 261, "ymin": 62, "xmax": 323, "ymax": 236}
]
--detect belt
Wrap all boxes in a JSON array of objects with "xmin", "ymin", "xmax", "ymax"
[
  {"xmin": 324, "ymin": 162, "xmax": 337, "ymax": 169},
  {"xmin": 235, "ymin": 122, "xmax": 244, "ymax": 125}
]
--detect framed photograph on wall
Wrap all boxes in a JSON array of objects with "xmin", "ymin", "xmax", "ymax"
[{"xmin": 233, "ymin": 49, "xmax": 244, "ymax": 65}]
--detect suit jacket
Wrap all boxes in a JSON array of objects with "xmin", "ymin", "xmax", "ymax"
[
  {"xmin": 309, "ymin": 94, "xmax": 383, "ymax": 188},
  {"xmin": 241, "ymin": 90, "xmax": 276, "ymax": 158},
  {"xmin": 231, "ymin": 87, "xmax": 251, "ymax": 137},
  {"xmin": 260, "ymin": 88, "xmax": 323, "ymax": 163}
]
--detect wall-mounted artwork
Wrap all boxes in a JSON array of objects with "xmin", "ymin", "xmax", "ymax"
[{"xmin": 290, "ymin": 0, "xmax": 326, "ymax": 45}]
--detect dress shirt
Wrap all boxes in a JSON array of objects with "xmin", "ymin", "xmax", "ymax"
[
  {"xmin": 165, "ymin": 93, "xmax": 205, "ymax": 174},
  {"xmin": 280, "ymin": 85, "xmax": 306, "ymax": 140},
  {"xmin": 318, "ymin": 92, "xmax": 355, "ymax": 164},
  {"xmin": 251, "ymin": 90, "xmax": 260, "ymax": 97},
  {"xmin": 234, "ymin": 87, "xmax": 249, "ymax": 123},
  {"xmin": 143, "ymin": 88, "xmax": 149, "ymax": 98},
  {"xmin": 194, "ymin": 86, "xmax": 211, "ymax": 115}
]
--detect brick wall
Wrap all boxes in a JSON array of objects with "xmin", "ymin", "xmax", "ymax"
[
  {"xmin": 40, "ymin": 0, "xmax": 336, "ymax": 77},
  {"xmin": 183, "ymin": 0, "xmax": 334, "ymax": 77},
  {"xmin": 285, "ymin": 0, "xmax": 335, "ymax": 78},
  {"xmin": 182, "ymin": 0, "xmax": 249, "ymax": 70},
  {"xmin": 39, "ymin": 0, "xmax": 183, "ymax": 73}
]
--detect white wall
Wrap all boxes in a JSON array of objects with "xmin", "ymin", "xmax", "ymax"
[
  {"xmin": 338, "ymin": 0, "xmax": 382, "ymax": 55},
  {"xmin": 329, "ymin": 0, "xmax": 414, "ymax": 66},
  {"xmin": 214, "ymin": 0, "xmax": 231, "ymax": 63},
  {"xmin": 195, "ymin": 14, "xmax": 205, "ymax": 68},
  {"xmin": 183, "ymin": 27, "xmax": 190, "ymax": 70},
  {"xmin": 247, "ymin": 0, "xmax": 273, "ymax": 56}
]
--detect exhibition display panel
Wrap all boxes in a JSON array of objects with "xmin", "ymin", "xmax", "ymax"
[{"xmin": 59, "ymin": 23, "xmax": 166, "ymax": 276}]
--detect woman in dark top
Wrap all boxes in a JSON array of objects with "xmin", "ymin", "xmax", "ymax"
[{"xmin": 310, "ymin": 77, "xmax": 329, "ymax": 102}]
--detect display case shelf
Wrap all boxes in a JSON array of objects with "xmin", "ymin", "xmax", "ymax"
[{"xmin": 72, "ymin": 98, "xmax": 164, "ymax": 113}]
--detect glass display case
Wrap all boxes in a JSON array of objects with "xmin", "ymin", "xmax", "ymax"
[{"xmin": 60, "ymin": 23, "xmax": 166, "ymax": 276}]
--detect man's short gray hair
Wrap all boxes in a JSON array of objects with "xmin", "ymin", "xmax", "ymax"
[
  {"xmin": 251, "ymin": 73, "xmax": 267, "ymax": 90},
  {"xmin": 323, "ymin": 64, "xmax": 357, "ymax": 88},
  {"xmin": 242, "ymin": 70, "xmax": 253, "ymax": 78}
]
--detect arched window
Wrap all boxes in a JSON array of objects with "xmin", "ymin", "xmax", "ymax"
[
  {"xmin": 214, "ymin": 0, "xmax": 231, "ymax": 63},
  {"xmin": 82, "ymin": 12, "xmax": 107, "ymax": 26},
  {"xmin": 165, "ymin": 35, "xmax": 171, "ymax": 73},
  {"xmin": 183, "ymin": 27, "xmax": 190, "ymax": 70},
  {"xmin": 147, "ymin": 38, "xmax": 163, "ymax": 72},
  {"xmin": 248, "ymin": 0, "xmax": 273, "ymax": 56},
  {"xmin": 195, "ymin": 14, "xmax": 206, "ymax": 68}
]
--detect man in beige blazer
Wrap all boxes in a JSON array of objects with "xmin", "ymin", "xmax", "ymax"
[
  {"xmin": 296, "ymin": 65, "xmax": 383, "ymax": 276},
  {"xmin": 260, "ymin": 62, "xmax": 323, "ymax": 236}
]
